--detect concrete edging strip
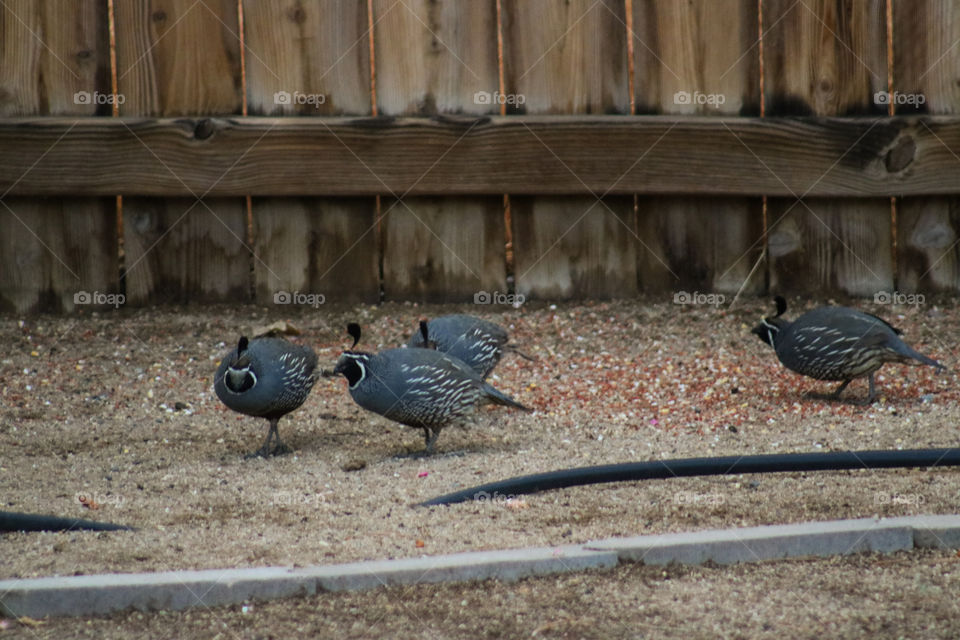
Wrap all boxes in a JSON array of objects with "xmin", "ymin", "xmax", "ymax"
[{"xmin": 1, "ymin": 514, "xmax": 958, "ymax": 619}]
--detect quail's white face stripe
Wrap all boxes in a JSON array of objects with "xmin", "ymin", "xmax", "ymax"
[
  {"xmin": 347, "ymin": 355, "xmax": 367, "ymax": 390},
  {"xmin": 225, "ymin": 365, "xmax": 256, "ymax": 394},
  {"xmin": 760, "ymin": 318, "xmax": 778, "ymax": 348}
]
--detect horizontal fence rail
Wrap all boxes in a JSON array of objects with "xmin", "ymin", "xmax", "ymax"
[{"xmin": 1, "ymin": 115, "xmax": 957, "ymax": 197}]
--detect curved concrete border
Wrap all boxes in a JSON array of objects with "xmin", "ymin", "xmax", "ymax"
[{"xmin": 2, "ymin": 514, "xmax": 958, "ymax": 619}]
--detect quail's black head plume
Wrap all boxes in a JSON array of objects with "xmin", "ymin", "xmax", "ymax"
[
  {"xmin": 347, "ymin": 322, "xmax": 362, "ymax": 348},
  {"xmin": 406, "ymin": 314, "xmax": 534, "ymax": 379},
  {"xmin": 752, "ymin": 298, "xmax": 943, "ymax": 403},
  {"xmin": 335, "ymin": 323, "xmax": 530, "ymax": 454},
  {"xmin": 214, "ymin": 335, "xmax": 318, "ymax": 457}
]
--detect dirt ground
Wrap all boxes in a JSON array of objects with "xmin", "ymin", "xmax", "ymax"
[{"xmin": 1, "ymin": 296, "xmax": 959, "ymax": 635}]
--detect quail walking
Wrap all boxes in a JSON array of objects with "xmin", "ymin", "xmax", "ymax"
[
  {"xmin": 336, "ymin": 324, "xmax": 530, "ymax": 453},
  {"xmin": 406, "ymin": 314, "xmax": 533, "ymax": 379},
  {"xmin": 214, "ymin": 336, "xmax": 318, "ymax": 457},
  {"xmin": 751, "ymin": 297, "xmax": 944, "ymax": 403}
]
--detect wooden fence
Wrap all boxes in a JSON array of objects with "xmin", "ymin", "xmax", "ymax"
[{"xmin": 1, "ymin": 0, "xmax": 959, "ymax": 313}]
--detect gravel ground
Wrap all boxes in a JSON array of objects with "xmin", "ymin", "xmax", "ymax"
[{"xmin": 1, "ymin": 296, "xmax": 958, "ymax": 634}]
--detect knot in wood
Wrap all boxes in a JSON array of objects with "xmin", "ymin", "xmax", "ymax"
[
  {"xmin": 193, "ymin": 119, "xmax": 216, "ymax": 140},
  {"xmin": 884, "ymin": 135, "xmax": 916, "ymax": 173}
]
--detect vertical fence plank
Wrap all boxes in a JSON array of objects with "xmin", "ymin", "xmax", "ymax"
[
  {"xmin": 374, "ymin": 0, "xmax": 504, "ymax": 303},
  {"xmin": 503, "ymin": 0, "xmax": 634, "ymax": 300},
  {"xmin": 633, "ymin": 0, "xmax": 763, "ymax": 297},
  {"xmin": 0, "ymin": 1, "xmax": 116, "ymax": 313},
  {"xmin": 894, "ymin": 0, "xmax": 960, "ymax": 293},
  {"xmin": 115, "ymin": 0, "xmax": 247, "ymax": 305},
  {"xmin": 244, "ymin": 0, "xmax": 379, "ymax": 305},
  {"xmin": 764, "ymin": 0, "xmax": 892, "ymax": 296}
]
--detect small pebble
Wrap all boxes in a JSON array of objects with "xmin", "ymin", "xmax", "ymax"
[{"xmin": 341, "ymin": 459, "xmax": 367, "ymax": 472}]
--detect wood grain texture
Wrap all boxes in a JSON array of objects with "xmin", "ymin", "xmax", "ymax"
[
  {"xmin": 0, "ymin": 198, "xmax": 117, "ymax": 313},
  {"xmin": 244, "ymin": 0, "xmax": 377, "ymax": 304},
  {"xmin": 382, "ymin": 197, "xmax": 505, "ymax": 302},
  {"xmin": 373, "ymin": 0, "xmax": 498, "ymax": 116},
  {"xmin": 633, "ymin": 0, "xmax": 762, "ymax": 295},
  {"xmin": 373, "ymin": 0, "xmax": 504, "ymax": 301},
  {"xmin": 764, "ymin": 0, "xmax": 892, "ymax": 296},
  {"xmin": 243, "ymin": 0, "xmax": 370, "ymax": 116},
  {"xmin": 252, "ymin": 198, "xmax": 378, "ymax": 305},
  {"xmin": 503, "ymin": 0, "xmax": 633, "ymax": 298},
  {"xmin": 113, "ymin": 0, "xmax": 242, "ymax": 116},
  {"xmin": 0, "ymin": 1, "xmax": 116, "ymax": 314},
  {"xmin": 633, "ymin": 0, "xmax": 760, "ymax": 116},
  {"xmin": 763, "ymin": 0, "xmax": 887, "ymax": 116},
  {"xmin": 768, "ymin": 198, "xmax": 892, "ymax": 295},
  {"xmin": 122, "ymin": 198, "xmax": 248, "ymax": 304},
  {"xmin": 511, "ymin": 196, "xmax": 636, "ymax": 299},
  {"xmin": 502, "ymin": 0, "xmax": 630, "ymax": 114},
  {"xmin": 0, "ymin": 0, "xmax": 110, "ymax": 116},
  {"xmin": 894, "ymin": 0, "xmax": 960, "ymax": 292},
  {"xmin": 0, "ymin": 115, "xmax": 955, "ymax": 197},
  {"xmin": 116, "ymin": 0, "xmax": 246, "ymax": 306}
]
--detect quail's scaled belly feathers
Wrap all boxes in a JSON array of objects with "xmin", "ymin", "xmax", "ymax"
[
  {"xmin": 752, "ymin": 301, "xmax": 943, "ymax": 403},
  {"xmin": 334, "ymin": 346, "xmax": 529, "ymax": 453},
  {"xmin": 214, "ymin": 336, "xmax": 318, "ymax": 457}
]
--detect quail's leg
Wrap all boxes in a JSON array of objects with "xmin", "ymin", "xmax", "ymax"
[
  {"xmin": 245, "ymin": 419, "xmax": 291, "ymax": 458},
  {"xmin": 863, "ymin": 373, "xmax": 878, "ymax": 405},
  {"xmin": 829, "ymin": 379, "xmax": 851, "ymax": 400},
  {"xmin": 423, "ymin": 428, "xmax": 441, "ymax": 455}
]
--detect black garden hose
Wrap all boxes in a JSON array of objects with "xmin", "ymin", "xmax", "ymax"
[
  {"xmin": 0, "ymin": 510, "xmax": 135, "ymax": 532},
  {"xmin": 420, "ymin": 448, "xmax": 960, "ymax": 506}
]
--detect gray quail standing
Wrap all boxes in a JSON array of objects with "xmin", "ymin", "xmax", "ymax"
[
  {"xmin": 406, "ymin": 314, "xmax": 533, "ymax": 379},
  {"xmin": 751, "ymin": 297, "xmax": 944, "ymax": 403},
  {"xmin": 214, "ymin": 336, "xmax": 318, "ymax": 457},
  {"xmin": 336, "ymin": 323, "xmax": 530, "ymax": 453}
]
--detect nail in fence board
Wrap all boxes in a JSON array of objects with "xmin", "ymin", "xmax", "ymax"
[
  {"xmin": 0, "ymin": 0, "xmax": 116, "ymax": 313},
  {"xmin": 115, "ymin": 0, "xmax": 248, "ymax": 305},
  {"xmin": 244, "ymin": 0, "xmax": 379, "ymax": 305},
  {"xmin": 503, "ymin": 0, "xmax": 635, "ymax": 300},
  {"xmin": 633, "ymin": 0, "xmax": 763, "ymax": 296},
  {"xmin": 374, "ymin": 0, "xmax": 505, "ymax": 302},
  {"xmin": 893, "ymin": 0, "xmax": 960, "ymax": 293},
  {"xmin": 764, "ymin": 0, "xmax": 893, "ymax": 296}
]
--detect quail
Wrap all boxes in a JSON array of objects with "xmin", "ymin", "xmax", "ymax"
[
  {"xmin": 336, "ymin": 323, "xmax": 530, "ymax": 453},
  {"xmin": 406, "ymin": 314, "xmax": 533, "ymax": 379},
  {"xmin": 751, "ymin": 297, "xmax": 944, "ymax": 403},
  {"xmin": 214, "ymin": 336, "xmax": 318, "ymax": 457}
]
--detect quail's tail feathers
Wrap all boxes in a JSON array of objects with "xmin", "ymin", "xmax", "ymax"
[{"xmin": 483, "ymin": 384, "xmax": 532, "ymax": 411}]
